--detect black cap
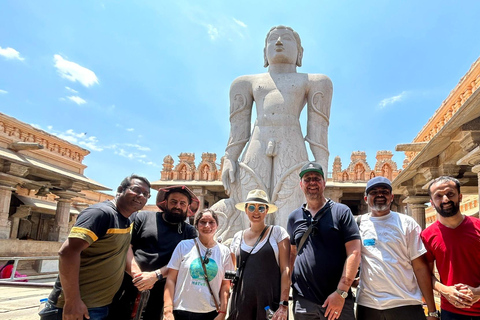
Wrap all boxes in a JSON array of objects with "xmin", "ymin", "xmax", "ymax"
[
  {"xmin": 299, "ymin": 162, "xmax": 324, "ymax": 179},
  {"xmin": 365, "ymin": 176, "xmax": 392, "ymax": 195}
]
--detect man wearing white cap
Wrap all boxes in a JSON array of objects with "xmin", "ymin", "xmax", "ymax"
[
  {"xmin": 288, "ymin": 162, "xmax": 361, "ymax": 320},
  {"xmin": 355, "ymin": 176, "xmax": 438, "ymax": 320}
]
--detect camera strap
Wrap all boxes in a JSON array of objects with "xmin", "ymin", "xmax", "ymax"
[
  {"xmin": 194, "ymin": 238, "xmax": 220, "ymax": 311},
  {"xmin": 297, "ymin": 199, "xmax": 332, "ymax": 255}
]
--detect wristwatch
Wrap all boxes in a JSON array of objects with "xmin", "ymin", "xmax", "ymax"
[
  {"xmin": 335, "ymin": 289, "xmax": 348, "ymax": 299},
  {"xmin": 428, "ymin": 310, "xmax": 440, "ymax": 318},
  {"xmin": 279, "ymin": 300, "xmax": 289, "ymax": 307},
  {"xmin": 155, "ymin": 269, "xmax": 163, "ymax": 281}
]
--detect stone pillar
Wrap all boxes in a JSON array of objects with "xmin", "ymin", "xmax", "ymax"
[
  {"xmin": 0, "ymin": 186, "xmax": 15, "ymax": 239},
  {"xmin": 10, "ymin": 217, "xmax": 20, "ymax": 239},
  {"xmin": 325, "ymin": 188, "xmax": 343, "ymax": 202},
  {"xmin": 192, "ymin": 187, "xmax": 206, "ymax": 212},
  {"xmin": 49, "ymin": 198, "xmax": 72, "ymax": 242},
  {"xmin": 473, "ymin": 164, "xmax": 480, "ymax": 204},
  {"xmin": 403, "ymin": 196, "xmax": 430, "ymax": 229}
]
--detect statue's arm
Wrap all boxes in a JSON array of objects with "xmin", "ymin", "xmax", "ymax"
[
  {"xmin": 306, "ymin": 75, "xmax": 333, "ymax": 170},
  {"xmin": 222, "ymin": 77, "xmax": 253, "ymax": 192}
]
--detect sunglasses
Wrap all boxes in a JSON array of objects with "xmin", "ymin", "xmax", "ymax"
[
  {"xmin": 302, "ymin": 177, "xmax": 322, "ymax": 183},
  {"xmin": 246, "ymin": 204, "xmax": 267, "ymax": 213}
]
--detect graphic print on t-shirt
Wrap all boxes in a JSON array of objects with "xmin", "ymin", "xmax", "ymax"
[{"xmin": 189, "ymin": 258, "xmax": 218, "ymax": 286}]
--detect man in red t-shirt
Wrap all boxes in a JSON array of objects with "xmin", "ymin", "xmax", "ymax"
[{"xmin": 421, "ymin": 176, "xmax": 480, "ymax": 320}]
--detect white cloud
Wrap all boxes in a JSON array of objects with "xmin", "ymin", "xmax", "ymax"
[
  {"xmin": 378, "ymin": 91, "xmax": 407, "ymax": 109},
  {"xmin": 79, "ymin": 136, "xmax": 103, "ymax": 151},
  {"xmin": 233, "ymin": 18, "xmax": 247, "ymax": 28},
  {"xmin": 65, "ymin": 86, "xmax": 78, "ymax": 94},
  {"xmin": 126, "ymin": 128, "xmax": 134, "ymax": 132},
  {"xmin": 37, "ymin": 125, "xmax": 103, "ymax": 152},
  {"xmin": 125, "ymin": 143, "xmax": 151, "ymax": 151},
  {"xmin": 139, "ymin": 159, "xmax": 160, "ymax": 167},
  {"xmin": 206, "ymin": 24, "xmax": 219, "ymax": 40},
  {"xmin": 0, "ymin": 89, "xmax": 7, "ymax": 94},
  {"xmin": 67, "ymin": 95, "xmax": 87, "ymax": 105},
  {"xmin": 53, "ymin": 54, "xmax": 99, "ymax": 87},
  {"xmin": 0, "ymin": 46, "xmax": 24, "ymax": 61},
  {"xmin": 66, "ymin": 129, "xmax": 86, "ymax": 138}
]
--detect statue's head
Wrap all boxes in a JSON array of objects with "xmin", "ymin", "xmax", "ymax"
[{"xmin": 264, "ymin": 25, "xmax": 304, "ymax": 68}]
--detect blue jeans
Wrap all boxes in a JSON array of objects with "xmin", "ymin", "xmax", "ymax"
[{"xmin": 39, "ymin": 302, "xmax": 109, "ymax": 320}]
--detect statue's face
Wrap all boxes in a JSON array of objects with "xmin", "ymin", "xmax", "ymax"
[{"xmin": 265, "ymin": 28, "xmax": 298, "ymax": 65}]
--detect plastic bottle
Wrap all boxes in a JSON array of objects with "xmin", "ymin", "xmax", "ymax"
[
  {"xmin": 38, "ymin": 298, "xmax": 48, "ymax": 312},
  {"xmin": 264, "ymin": 306, "xmax": 274, "ymax": 319}
]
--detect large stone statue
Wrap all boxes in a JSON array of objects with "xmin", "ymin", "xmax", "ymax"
[{"xmin": 213, "ymin": 25, "xmax": 332, "ymax": 240}]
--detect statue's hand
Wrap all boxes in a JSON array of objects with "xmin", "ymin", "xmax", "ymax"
[{"xmin": 222, "ymin": 158, "xmax": 237, "ymax": 193}]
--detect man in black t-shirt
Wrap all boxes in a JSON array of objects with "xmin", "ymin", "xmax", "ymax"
[
  {"xmin": 108, "ymin": 185, "xmax": 199, "ymax": 320},
  {"xmin": 287, "ymin": 162, "xmax": 361, "ymax": 320}
]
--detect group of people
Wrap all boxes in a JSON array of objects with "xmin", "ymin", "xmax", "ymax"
[{"xmin": 37, "ymin": 162, "xmax": 480, "ymax": 320}]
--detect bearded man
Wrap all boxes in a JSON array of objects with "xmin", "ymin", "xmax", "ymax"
[
  {"xmin": 355, "ymin": 176, "xmax": 438, "ymax": 320},
  {"xmin": 108, "ymin": 185, "xmax": 199, "ymax": 320},
  {"xmin": 421, "ymin": 176, "xmax": 480, "ymax": 320}
]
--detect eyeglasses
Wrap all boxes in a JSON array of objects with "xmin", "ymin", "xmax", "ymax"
[
  {"xmin": 247, "ymin": 204, "xmax": 267, "ymax": 213},
  {"xmin": 128, "ymin": 186, "xmax": 151, "ymax": 199},
  {"xmin": 198, "ymin": 220, "xmax": 216, "ymax": 227},
  {"xmin": 303, "ymin": 177, "xmax": 322, "ymax": 183},
  {"xmin": 203, "ymin": 248, "xmax": 212, "ymax": 264}
]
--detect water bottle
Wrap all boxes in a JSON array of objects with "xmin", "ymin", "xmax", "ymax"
[
  {"xmin": 265, "ymin": 306, "xmax": 274, "ymax": 319},
  {"xmin": 38, "ymin": 298, "xmax": 48, "ymax": 313}
]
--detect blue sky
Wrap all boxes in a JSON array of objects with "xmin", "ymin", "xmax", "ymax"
[{"xmin": 1, "ymin": 1, "xmax": 480, "ymax": 200}]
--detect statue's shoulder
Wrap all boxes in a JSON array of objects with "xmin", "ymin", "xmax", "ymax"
[
  {"xmin": 306, "ymin": 73, "xmax": 333, "ymax": 85},
  {"xmin": 230, "ymin": 73, "xmax": 267, "ymax": 91}
]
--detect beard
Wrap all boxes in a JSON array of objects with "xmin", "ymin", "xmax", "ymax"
[
  {"xmin": 371, "ymin": 196, "xmax": 391, "ymax": 212},
  {"xmin": 163, "ymin": 207, "xmax": 188, "ymax": 224},
  {"xmin": 433, "ymin": 201, "xmax": 459, "ymax": 218}
]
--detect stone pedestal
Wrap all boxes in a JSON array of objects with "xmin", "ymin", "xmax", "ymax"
[{"xmin": 0, "ymin": 186, "xmax": 15, "ymax": 239}]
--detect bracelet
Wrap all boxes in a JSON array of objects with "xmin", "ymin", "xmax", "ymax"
[
  {"xmin": 163, "ymin": 305, "xmax": 173, "ymax": 309},
  {"xmin": 218, "ymin": 311, "xmax": 226, "ymax": 314}
]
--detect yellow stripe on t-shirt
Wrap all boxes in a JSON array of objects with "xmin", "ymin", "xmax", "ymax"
[
  {"xmin": 70, "ymin": 226, "xmax": 98, "ymax": 242},
  {"xmin": 106, "ymin": 224, "xmax": 132, "ymax": 234}
]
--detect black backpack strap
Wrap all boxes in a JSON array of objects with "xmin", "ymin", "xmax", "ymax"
[
  {"xmin": 296, "ymin": 200, "xmax": 333, "ymax": 254},
  {"xmin": 356, "ymin": 215, "xmax": 362, "ymax": 229}
]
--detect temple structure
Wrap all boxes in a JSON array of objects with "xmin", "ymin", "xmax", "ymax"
[
  {"xmin": 0, "ymin": 112, "xmax": 111, "ymax": 257},
  {"xmin": 394, "ymin": 57, "xmax": 480, "ymax": 228}
]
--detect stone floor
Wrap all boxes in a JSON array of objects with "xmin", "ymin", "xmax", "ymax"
[
  {"xmin": 0, "ymin": 283, "xmax": 293, "ymax": 319},
  {"xmin": 0, "ymin": 283, "xmax": 53, "ymax": 320}
]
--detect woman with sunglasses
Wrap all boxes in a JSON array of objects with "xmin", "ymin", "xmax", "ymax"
[
  {"xmin": 164, "ymin": 209, "xmax": 234, "ymax": 320},
  {"xmin": 228, "ymin": 189, "xmax": 291, "ymax": 320}
]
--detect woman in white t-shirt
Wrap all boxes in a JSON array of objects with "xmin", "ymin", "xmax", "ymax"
[
  {"xmin": 164, "ymin": 209, "xmax": 234, "ymax": 320},
  {"xmin": 227, "ymin": 189, "xmax": 290, "ymax": 320}
]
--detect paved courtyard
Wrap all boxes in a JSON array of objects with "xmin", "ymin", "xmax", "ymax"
[{"xmin": 0, "ymin": 283, "xmax": 52, "ymax": 320}]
